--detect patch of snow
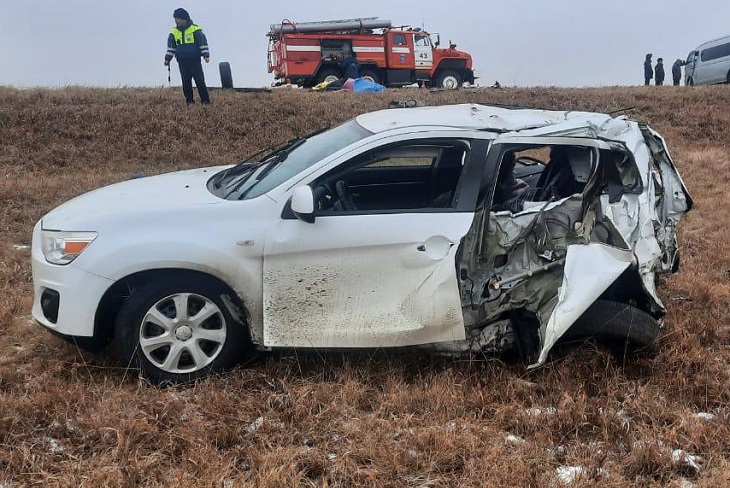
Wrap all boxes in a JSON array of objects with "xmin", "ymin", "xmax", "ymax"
[
  {"xmin": 695, "ymin": 412, "xmax": 715, "ymax": 421},
  {"xmin": 672, "ymin": 449, "xmax": 702, "ymax": 473},
  {"xmin": 525, "ymin": 407, "xmax": 558, "ymax": 417},
  {"xmin": 168, "ymin": 391, "xmax": 190, "ymax": 401},
  {"xmin": 407, "ymin": 449, "xmax": 419, "ymax": 459},
  {"xmin": 616, "ymin": 409, "xmax": 631, "ymax": 421},
  {"xmin": 679, "ymin": 478, "xmax": 695, "ymax": 488},
  {"xmin": 505, "ymin": 434, "xmax": 525, "ymax": 445},
  {"xmin": 632, "ymin": 439, "xmax": 667, "ymax": 451},
  {"xmin": 47, "ymin": 437, "xmax": 64, "ymax": 454},
  {"xmin": 12, "ymin": 244, "xmax": 30, "ymax": 251},
  {"xmin": 555, "ymin": 466, "xmax": 585, "ymax": 485},
  {"xmin": 555, "ymin": 466, "xmax": 608, "ymax": 485},
  {"xmin": 50, "ymin": 419, "xmax": 77, "ymax": 433},
  {"xmin": 245, "ymin": 416, "xmax": 264, "ymax": 434},
  {"xmin": 326, "ymin": 453, "xmax": 337, "ymax": 461}
]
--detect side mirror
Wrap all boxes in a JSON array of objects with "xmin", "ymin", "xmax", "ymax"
[{"xmin": 291, "ymin": 186, "xmax": 315, "ymax": 223}]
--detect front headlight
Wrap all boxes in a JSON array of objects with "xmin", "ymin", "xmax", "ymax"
[{"xmin": 41, "ymin": 230, "xmax": 98, "ymax": 265}]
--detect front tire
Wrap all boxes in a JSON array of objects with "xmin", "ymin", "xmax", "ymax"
[
  {"xmin": 436, "ymin": 70, "xmax": 463, "ymax": 90},
  {"xmin": 115, "ymin": 276, "xmax": 249, "ymax": 383}
]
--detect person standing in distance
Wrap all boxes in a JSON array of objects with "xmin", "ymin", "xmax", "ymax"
[
  {"xmin": 340, "ymin": 51, "xmax": 360, "ymax": 81},
  {"xmin": 672, "ymin": 59, "xmax": 685, "ymax": 86},
  {"xmin": 644, "ymin": 54, "xmax": 653, "ymax": 86},
  {"xmin": 164, "ymin": 8, "xmax": 210, "ymax": 104},
  {"xmin": 655, "ymin": 58, "xmax": 665, "ymax": 86}
]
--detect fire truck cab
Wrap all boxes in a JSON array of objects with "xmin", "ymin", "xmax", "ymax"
[{"xmin": 267, "ymin": 18, "xmax": 476, "ymax": 89}]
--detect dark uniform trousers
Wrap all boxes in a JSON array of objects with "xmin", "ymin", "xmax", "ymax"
[{"xmin": 178, "ymin": 58, "xmax": 210, "ymax": 104}]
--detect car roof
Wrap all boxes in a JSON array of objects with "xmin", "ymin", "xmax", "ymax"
[
  {"xmin": 355, "ymin": 103, "xmax": 617, "ymax": 135},
  {"xmin": 696, "ymin": 34, "xmax": 730, "ymax": 49}
]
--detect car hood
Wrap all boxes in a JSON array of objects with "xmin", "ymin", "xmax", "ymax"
[{"xmin": 42, "ymin": 166, "xmax": 231, "ymax": 230}]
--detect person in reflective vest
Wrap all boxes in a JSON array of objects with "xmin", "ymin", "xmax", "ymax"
[{"xmin": 164, "ymin": 8, "xmax": 210, "ymax": 104}]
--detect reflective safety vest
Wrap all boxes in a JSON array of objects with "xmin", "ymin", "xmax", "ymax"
[{"xmin": 172, "ymin": 24, "xmax": 202, "ymax": 45}]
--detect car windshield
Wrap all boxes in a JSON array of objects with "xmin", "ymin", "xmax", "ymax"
[{"xmin": 211, "ymin": 120, "xmax": 372, "ymax": 200}]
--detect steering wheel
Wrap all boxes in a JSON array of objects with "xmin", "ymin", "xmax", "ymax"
[{"xmin": 335, "ymin": 180, "xmax": 358, "ymax": 211}]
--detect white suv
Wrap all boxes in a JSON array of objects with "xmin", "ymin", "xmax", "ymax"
[{"xmin": 32, "ymin": 104, "xmax": 692, "ymax": 383}]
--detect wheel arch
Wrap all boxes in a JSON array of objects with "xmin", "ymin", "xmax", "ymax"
[
  {"xmin": 434, "ymin": 58, "xmax": 468, "ymax": 75},
  {"xmin": 94, "ymin": 268, "xmax": 253, "ymax": 350},
  {"xmin": 597, "ymin": 266, "xmax": 665, "ymax": 319},
  {"xmin": 358, "ymin": 63, "xmax": 381, "ymax": 73}
]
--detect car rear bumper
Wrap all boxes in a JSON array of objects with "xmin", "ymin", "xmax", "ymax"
[{"xmin": 31, "ymin": 223, "xmax": 113, "ymax": 338}]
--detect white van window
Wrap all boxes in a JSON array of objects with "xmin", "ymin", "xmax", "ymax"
[{"xmin": 701, "ymin": 42, "xmax": 730, "ymax": 62}]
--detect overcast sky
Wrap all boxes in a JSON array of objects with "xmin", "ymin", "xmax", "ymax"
[{"xmin": 2, "ymin": 0, "xmax": 728, "ymax": 88}]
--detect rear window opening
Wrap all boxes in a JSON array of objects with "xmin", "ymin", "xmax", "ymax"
[{"xmin": 492, "ymin": 143, "xmax": 642, "ymax": 213}]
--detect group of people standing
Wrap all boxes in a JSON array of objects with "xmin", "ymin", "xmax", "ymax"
[{"xmin": 644, "ymin": 54, "xmax": 686, "ymax": 86}]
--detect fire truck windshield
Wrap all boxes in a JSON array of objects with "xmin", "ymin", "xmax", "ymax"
[{"xmin": 211, "ymin": 120, "xmax": 372, "ymax": 201}]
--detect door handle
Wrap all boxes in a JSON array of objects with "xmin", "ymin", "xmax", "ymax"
[{"xmin": 417, "ymin": 245, "xmax": 426, "ymax": 252}]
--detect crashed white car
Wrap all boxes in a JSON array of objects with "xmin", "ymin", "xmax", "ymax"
[{"xmin": 31, "ymin": 104, "xmax": 692, "ymax": 382}]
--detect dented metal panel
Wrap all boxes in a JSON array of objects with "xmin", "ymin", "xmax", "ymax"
[
  {"xmin": 535, "ymin": 243, "xmax": 634, "ymax": 365},
  {"xmin": 450, "ymin": 112, "xmax": 691, "ymax": 364}
]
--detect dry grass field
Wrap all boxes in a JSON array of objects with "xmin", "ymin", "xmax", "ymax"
[{"xmin": 0, "ymin": 85, "xmax": 729, "ymax": 487}]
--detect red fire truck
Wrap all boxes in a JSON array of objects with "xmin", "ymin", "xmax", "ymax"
[{"xmin": 267, "ymin": 18, "xmax": 476, "ymax": 89}]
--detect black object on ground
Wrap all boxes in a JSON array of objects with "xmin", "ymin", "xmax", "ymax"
[{"xmin": 219, "ymin": 62, "xmax": 234, "ymax": 89}]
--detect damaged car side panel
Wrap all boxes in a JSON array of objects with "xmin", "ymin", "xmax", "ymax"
[{"xmin": 454, "ymin": 120, "xmax": 692, "ymax": 364}]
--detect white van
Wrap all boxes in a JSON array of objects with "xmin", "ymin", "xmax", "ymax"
[{"xmin": 685, "ymin": 35, "xmax": 730, "ymax": 86}]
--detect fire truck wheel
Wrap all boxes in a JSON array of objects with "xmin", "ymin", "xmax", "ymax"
[
  {"xmin": 436, "ymin": 70, "xmax": 463, "ymax": 90},
  {"xmin": 219, "ymin": 62, "xmax": 234, "ymax": 89},
  {"xmin": 316, "ymin": 68, "xmax": 342, "ymax": 86},
  {"xmin": 359, "ymin": 67, "xmax": 381, "ymax": 85}
]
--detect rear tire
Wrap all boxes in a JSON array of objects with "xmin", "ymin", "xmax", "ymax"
[
  {"xmin": 115, "ymin": 276, "xmax": 249, "ymax": 384},
  {"xmin": 557, "ymin": 300, "xmax": 660, "ymax": 353},
  {"xmin": 316, "ymin": 68, "xmax": 341, "ymax": 85},
  {"xmin": 436, "ymin": 70, "xmax": 462, "ymax": 90},
  {"xmin": 219, "ymin": 62, "xmax": 234, "ymax": 89}
]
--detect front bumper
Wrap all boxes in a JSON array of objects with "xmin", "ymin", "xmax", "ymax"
[{"xmin": 31, "ymin": 223, "xmax": 113, "ymax": 338}]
